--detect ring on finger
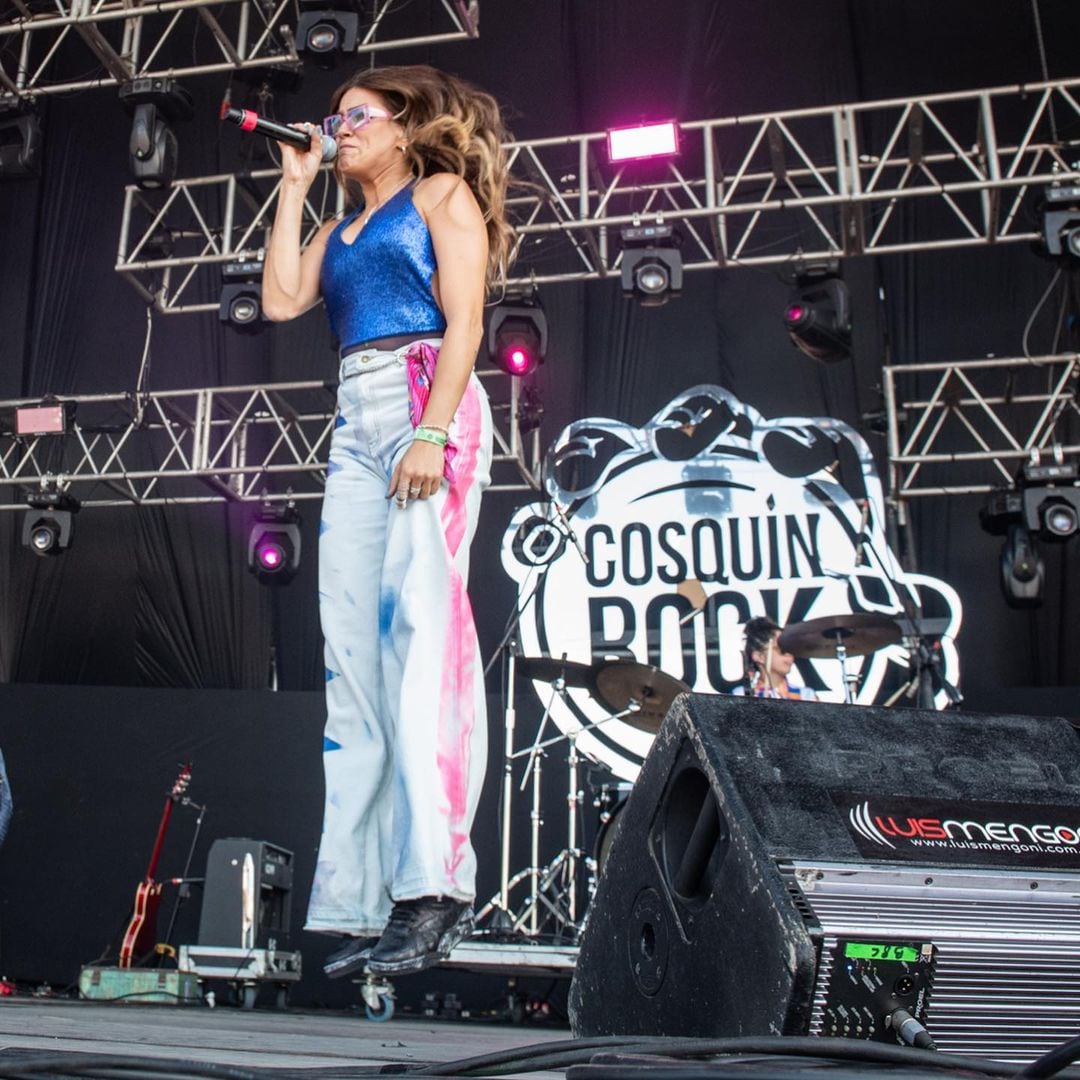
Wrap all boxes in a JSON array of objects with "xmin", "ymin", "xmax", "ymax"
[{"xmin": 408, "ymin": 485, "xmax": 421, "ymax": 496}]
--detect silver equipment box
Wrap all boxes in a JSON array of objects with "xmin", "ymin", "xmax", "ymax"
[{"xmin": 795, "ymin": 862, "xmax": 1080, "ymax": 1061}]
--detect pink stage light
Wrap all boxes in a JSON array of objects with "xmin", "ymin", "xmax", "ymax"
[
  {"xmin": 607, "ymin": 121, "xmax": 680, "ymax": 163},
  {"xmin": 505, "ymin": 347, "xmax": 532, "ymax": 375},
  {"xmin": 488, "ymin": 301, "xmax": 546, "ymax": 376},
  {"xmin": 257, "ymin": 542, "xmax": 284, "ymax": 570},
  {"xmin": 16, "ymin": 404, "xmax": 66, "ymax": 435},
  {"xmin": 247, "ymin": 509, "xmax": 301, "ymax": 584}
]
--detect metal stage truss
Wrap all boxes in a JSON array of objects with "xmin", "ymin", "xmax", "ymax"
[
  {"xmin": 883, "ymin": 350, "xmax": 1080, "ymax": 503},
  {"xmin": 0, "ymin": 0, "xmax": 478, "ymax": 100},
  {"xmin": 114, "ymin": 76, "xmax": 1080, "ymax": 312},
  {"xmin": 0, "ymin": 371, "xmax": 540, "ymax": 510}
]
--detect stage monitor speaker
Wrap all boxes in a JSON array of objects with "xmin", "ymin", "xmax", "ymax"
[
  {"xmin": 197, "ymin": 838, "xmax": 293, "ymax": 950},
  {"xmin": 569, "ymin": 695, "xmax": 1080, "ymax": 1061}
]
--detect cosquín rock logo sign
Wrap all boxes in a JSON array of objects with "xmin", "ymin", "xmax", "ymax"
[{"xmin": 501, "ymin": 386, "xmax": 961, "ymax": 781}]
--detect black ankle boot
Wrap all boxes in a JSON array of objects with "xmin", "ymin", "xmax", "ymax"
[
  {"xmin": 323, "ymin": 935, "xmax": 380, "ymax": 979},
  {"xmin": 365, "ymin": 898, "xmax": 474, "ymax": 976}
]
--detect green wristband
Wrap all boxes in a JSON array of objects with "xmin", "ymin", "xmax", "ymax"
[{"xmin": 414, "ymin": 426, "xmax": 449, "ymax": 448}]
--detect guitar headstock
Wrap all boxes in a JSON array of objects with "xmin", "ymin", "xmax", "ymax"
[{"xmin": 170, "ymin": 763, "xmax": 192, "ymax": 801}]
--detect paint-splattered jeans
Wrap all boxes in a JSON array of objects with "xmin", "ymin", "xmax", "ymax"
[{"xmin": 306, "ymin": 339, "xmax": 492, "ymax": 936}]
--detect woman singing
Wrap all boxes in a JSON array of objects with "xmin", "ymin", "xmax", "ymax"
[{"xmin": 262, "ymin": 64, "xmax": 514, "ymax": 977}]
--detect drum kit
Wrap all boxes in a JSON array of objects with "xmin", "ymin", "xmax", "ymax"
[
  {"xmin": 480, "ymin": 610, "xmax": 955, "ymax": 942},
  {"xmin": 479, "ymin": 652, "xmax": 691, "ymax": 942},
  {"xmin": 778, "ymin": 612, "xmax": 901, "ymax": 703}
]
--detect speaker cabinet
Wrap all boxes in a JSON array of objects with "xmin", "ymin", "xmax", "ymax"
[
  {"xmin": 197, "ymin": 838, "xmax": 293, "ymax": 950},
  {"xmin": 569, "ymin": 695, "xmax": 1080, "ymax": 1061}
]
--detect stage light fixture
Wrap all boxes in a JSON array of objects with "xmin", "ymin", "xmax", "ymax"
[
  {"xmin": 980, "ymin": 458, "xmax": 1080, "ymax": 608},
  {"xmin": 1040, "ymin": 185, "xmax": 1080, "ymax": 259},
  {"xmin": 0, "ymin": 109, "xmax": 42, "ymax": 179},
  {"xmin": 221, "ymin": 286, "xmax": 262, "ymax": 326},
  {"xmin": 1019, "ymin": 461, "xmax": 1080, "ymax": 540},
  {"xmin": 219, "ymin": 257, "xmax": 267, "ymax": 332},
  {"xmin": 999, "ymin": 523, "xmax": 1044, "ymax": 608},
  {"xmin": 1041, "ymin": 499, "xmax": 1079, "ymax": 537},
  {"xmin": 248, "ymin": 505, "xmax": 301, "ymax": 585},
  {"xmin": 487, "ymin": 294, "xmax": 548, "ymax": 376},
  {"xmin": 15, "ymin": 398, "xmax": 74, "ymax": 436},
  {"xmin": 783, "ymin": 264, "xmax": 852, "ymax": 363},
  {"xmin": 21, "ymin": 488, "xmax": 79, "ymax": 558},
  {"xmin": 620, "ymin": 223, "xmax": 683, "ymax": 307},
  {"xmin": 119, "ymin": 78, "xmax": 193, "ymax": 190},
  {"xmin": 296, "ymin": 1, "xmax": 359, "ymax": 64},
  {"xmin": 607, "ymin": 120, "xmax": 679, "ymax": 163}
]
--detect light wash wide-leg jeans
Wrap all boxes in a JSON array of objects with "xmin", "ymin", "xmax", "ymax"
[{"xmin": 306, "ymin": 340, "xmax": 493, "ymax": 936}]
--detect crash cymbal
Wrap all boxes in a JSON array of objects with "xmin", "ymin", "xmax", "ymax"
[
  {"xmin": 591, "ymin": 660, "xmax": 691, "ymax": 734},
  {"xmin": 517, "ymin": 655, "xmax": 594, "ymax": 688},
  {"xmin": 778, "ymin": 612, "xmax": 901, "ymax": 659}
]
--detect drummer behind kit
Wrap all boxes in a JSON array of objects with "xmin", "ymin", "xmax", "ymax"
[{"xmin": 482, "ymin": 611, "xmax": 959, "ymax": 943}]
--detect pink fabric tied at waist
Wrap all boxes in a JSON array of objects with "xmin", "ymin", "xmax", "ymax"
[{"xmin": 405, "ymin": 340, "xmax": 457, "ymax": 484}]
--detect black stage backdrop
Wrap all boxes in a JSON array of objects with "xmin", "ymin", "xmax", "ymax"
[
  {"xmin": 2, "ymin": 0, "xmax": 1080, "ymax": 692},
  {"xmin": 0, "ymin": 683, "xmax": 549, "ymax": 1011},
  {"xmin": 2, "ymin": 0, "xmax": 1080, "ymax": 991}
]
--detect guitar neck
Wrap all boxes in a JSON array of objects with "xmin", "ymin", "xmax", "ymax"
[
  {"xmin": 142, "ymin": 796, "xmax": 175, "ymax": 882},
  {"xmin": 120, "ymin": 765, "xmax": 190, "ymax": 969}
]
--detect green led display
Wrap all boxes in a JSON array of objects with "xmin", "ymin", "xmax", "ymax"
[{"xmin": 844, "ymin": 942, "xmax": 919, "ymax": 962}]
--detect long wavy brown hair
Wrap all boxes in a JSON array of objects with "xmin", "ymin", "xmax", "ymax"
[{"xmin": 330, "ymin": 64, "xmax": 515, "ymax": 290}]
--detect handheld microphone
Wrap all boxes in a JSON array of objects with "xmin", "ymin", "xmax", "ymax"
[{"xmin": 221, "ymin": 106, "xmax": 337, "ymax": 163}]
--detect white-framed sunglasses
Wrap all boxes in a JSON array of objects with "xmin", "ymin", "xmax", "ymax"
[{"xmin": 321, "ymin": 103, "xmax": 392, "ymax": 139}]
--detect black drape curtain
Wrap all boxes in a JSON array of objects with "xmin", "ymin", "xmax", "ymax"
[{"xmin": 1, "ymin": 0, "xmax": 1079, "ymax": 692}]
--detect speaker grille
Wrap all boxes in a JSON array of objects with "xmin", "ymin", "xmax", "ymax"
[{"xmin": 796, "ymin": 862, "xmax": 1080, "ymax": 1061}]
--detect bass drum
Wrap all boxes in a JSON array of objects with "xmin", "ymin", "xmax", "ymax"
[{"xmin": 594, "ymin": 784, "xmax": 632, "ymax": 877}]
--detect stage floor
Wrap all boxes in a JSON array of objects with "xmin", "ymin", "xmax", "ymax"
[{"xmin": 0, "ymin": 998, "xmax": 572, "ymax": 1075}]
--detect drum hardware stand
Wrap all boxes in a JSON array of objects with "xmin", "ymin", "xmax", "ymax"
[
  {"xmin": 519, "ymin": 666, "xmax": 553, "ymax": 937},
  {"xmin": 881, "ymin": 568, "xmax": 962, "ymax": 710},
  {"xmin": 514, "ymin": 720, "xmax": 588, "ymax": 937},
  {"xmin": 883, "ymin": 631, "xmax": 962, "ymax": 709},
  {"xmin": 485, "ymin": 564, "xmax": 549, "ymax": 933},
  {"xmin": 565, "ymin": 729, "xmax": 582, "ymax": 928},
  {"xmin": 832, "ymin": 635, "xmax": 858, "ymax": 704},
  {"xmin": 485, "ymin": 674, "xmax": 643, "ymax": 940},
  {"xmin": 483, "ymin": 505, "xmax": 689, "ymax": 939},
  {"xmin": 517, "ymin": 684, "xmax": 641, "ymax": 938},
  {"xmin": 509, "ymin": 704, "xmax": 642, "ymax": 939},
  {"xmin": 514, "ymin": 656, "xmax": 583, "ymax": 928},
  {"xmin": 494, "ymin": 648, "xmax": 521, "ymax": 934},
  {"xmin": 485, "ymin": 496, "xmax": 580, "ymax": 930}
]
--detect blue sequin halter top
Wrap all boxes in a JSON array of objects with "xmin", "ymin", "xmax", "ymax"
[{"xmin": 320, "ymin": 182, "xmax": 446, "ymax": 355}]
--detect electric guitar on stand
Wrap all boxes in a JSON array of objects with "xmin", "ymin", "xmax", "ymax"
[{"xmin": 118, "ymin": 764, "xmax": 192, "ymax": 969}]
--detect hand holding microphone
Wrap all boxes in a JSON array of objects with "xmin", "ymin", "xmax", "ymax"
[{"xmin": 221, "ymin": 106, "xmax": 338, "ymax": 164}]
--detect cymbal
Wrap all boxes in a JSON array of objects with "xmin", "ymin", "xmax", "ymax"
[
  {"xmin": 778, "ymin": 613, "xmax": 901, "ymax": 659},
  {"xmin": 591, "ymin": 660, "xmax": 691, "ymax": 734},
  {"xmin": 517, "ymin": 655, "xmax": 594, "ymax": 688}
]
